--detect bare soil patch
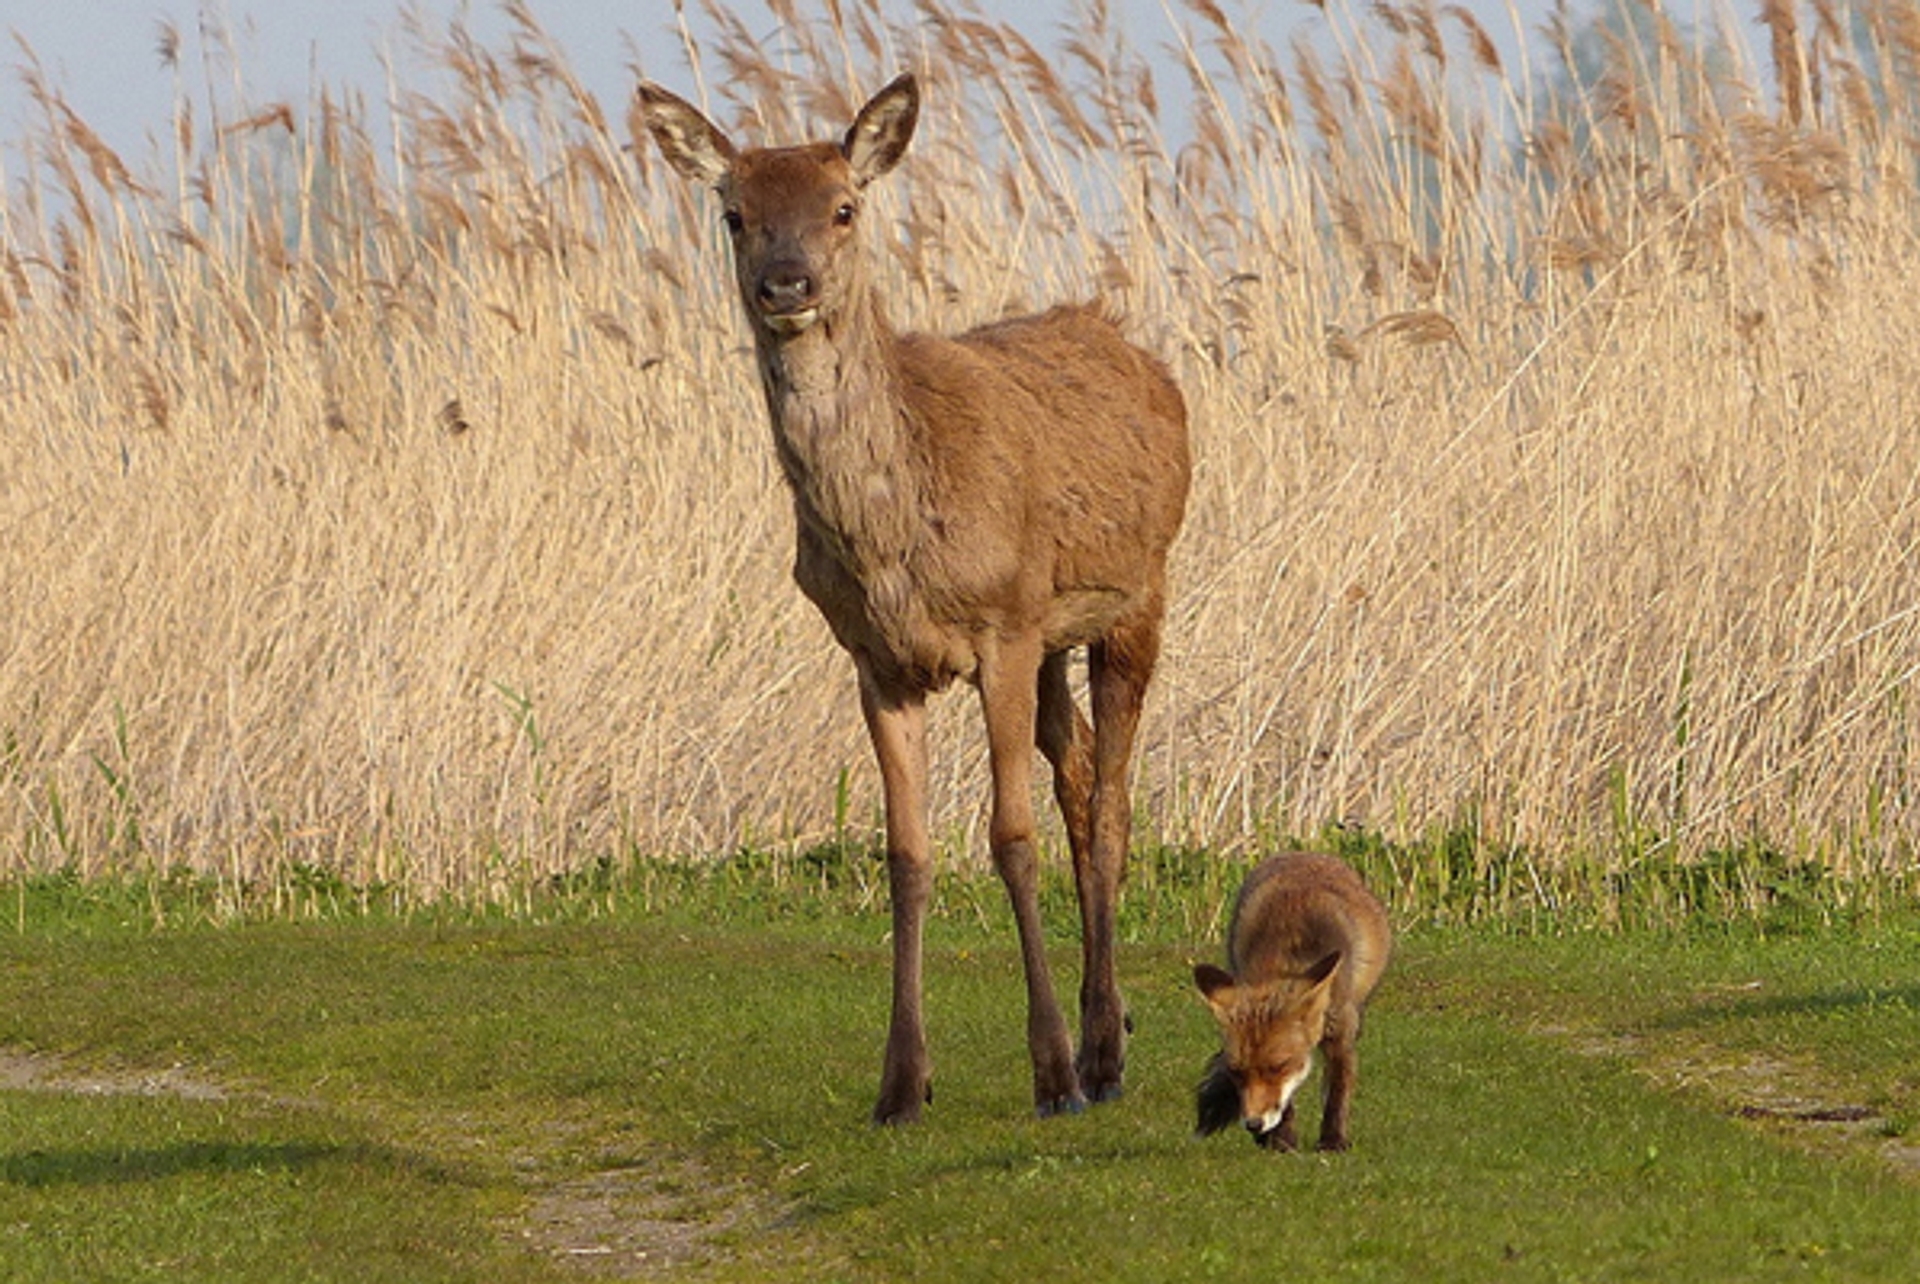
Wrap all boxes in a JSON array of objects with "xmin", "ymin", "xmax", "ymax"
[
  {"xmin": 1551, "ymin": 1029, "xmax": 1919, "ymax": 1179},
  {"xmin": 0, "ymin": 1047, "xmax": 229, "ymax": 1101},
  {"xmin": 516, "ymin": 1156, "xmax": 788, "ymax": 1279}
]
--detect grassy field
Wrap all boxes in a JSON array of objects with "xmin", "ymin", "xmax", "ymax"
[
  {"xmin": 3, "ymin": 0, "xmax": 1918, "ymax": 903},
  {"xmin": 4, "ymin": 861, "xmax": 1920, "ymax": 1282},
  {"xmin": 7, "ymin": 2, "xmax": 1920, "ymax": 1272}
]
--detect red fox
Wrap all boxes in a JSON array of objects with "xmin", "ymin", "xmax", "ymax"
[{"xmin": 1194, "ymin": 852, "xmax": 1392, "ymax": 1151}]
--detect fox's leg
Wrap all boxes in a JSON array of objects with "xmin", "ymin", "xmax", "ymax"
[
  {"xmin": 1318, "ymin": 1015, "xmax": 1360, "ymax": 1151},
  {"xmin": 981, "ymin": 632, "xmax": 1082, "ymax": 1116},
  {"xmin": 1076, "ymin": 607, "xmax": 1162, "ymax": 1101},
  {"xmin": 860, "ymin": 664, "xmax": 934, "ymax": 1125}
]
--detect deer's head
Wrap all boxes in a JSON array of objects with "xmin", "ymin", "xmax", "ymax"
[{"xmin": 638, "ymin": 76, "xmax": 920, "ymax": 339}]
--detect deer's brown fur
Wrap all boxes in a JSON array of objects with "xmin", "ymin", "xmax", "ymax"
[{"xmin": 638, "ymin": 74, "xmax": 1191, "ymax": 1124}]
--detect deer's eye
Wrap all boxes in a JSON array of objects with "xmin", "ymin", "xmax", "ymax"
[
  {"xmin": 723, "ymin": 209, "xmax": 744, "ymax": 235},
  {"xmin": 833, "ymin": 202, "xmax": 857, "ymax": 227}
]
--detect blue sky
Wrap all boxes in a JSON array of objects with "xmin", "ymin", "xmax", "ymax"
[{"xmin": 0, "ymin": 0, "xmax": 1594, "ymax": 171}]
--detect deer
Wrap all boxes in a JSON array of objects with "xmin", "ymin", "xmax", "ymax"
[{"xmin": 636, "ymin": 72, "xmax": 1191, "ymax": 1124}]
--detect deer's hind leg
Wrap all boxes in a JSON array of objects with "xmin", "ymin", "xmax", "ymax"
[
  {"xmin": 1074, "ymin": 605, "xmax": 1163, "ymax": 1102},
  {"xmin": 981, "ymin": 633, "xmax": 1083, "ymax": 1117},
  {"xmin": 1037, "ymin": 651, "xmax": 1095, "ymax": 894},
  {"xmin": 1038, "ymin": 651, "xmax": 1124, "ymax": 1106}
]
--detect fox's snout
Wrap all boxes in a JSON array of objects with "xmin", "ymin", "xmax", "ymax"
[{"xmin": 1238, "ymin": 1059, "xmax": 1311, "ymax": 1136}]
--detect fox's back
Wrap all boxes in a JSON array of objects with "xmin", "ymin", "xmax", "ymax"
[{"xmin": 1227, "ymin": 852, "xmax": 1391, "ymax": 1009}]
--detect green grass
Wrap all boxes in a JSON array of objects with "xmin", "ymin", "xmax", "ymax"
[
  {"xmin": 3, "ymin": 858, "xmax": 1919, "ymax": 1281},
  {"xmin": 0, "ymin": 1093, "xmax": 525, "ymax": 1283}
]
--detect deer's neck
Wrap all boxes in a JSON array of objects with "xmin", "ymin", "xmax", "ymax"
[{"xmin": 755, "ymin": 290, "xmax": 921, "ymax": 573}]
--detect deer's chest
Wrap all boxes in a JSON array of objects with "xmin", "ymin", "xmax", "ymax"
[{"xmin": 790, "ymin": 515, "xmax": 980, "ymax": 692}]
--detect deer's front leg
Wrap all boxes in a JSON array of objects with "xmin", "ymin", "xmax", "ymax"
[{"xmin": 859, "ymin": 664, "xmax": 934, "ymax": 1125}]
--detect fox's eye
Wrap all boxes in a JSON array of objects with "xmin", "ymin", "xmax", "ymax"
[
  {"xmin": 723, "ymin": 209, "xmax": 744, "ymax": 235},
  {"xmin": 833, "ymin": 202, "xmax": 857, "ymax": 227}
]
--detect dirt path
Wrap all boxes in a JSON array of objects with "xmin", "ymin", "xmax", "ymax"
[{"xmin": 1, "ymin": 1045, "xmax": 780, "ymax": 1279}]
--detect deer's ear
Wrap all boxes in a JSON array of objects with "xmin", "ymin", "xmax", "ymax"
[
  {"xmin": 843, "ymin": 73, "xmax": 919, "ymax": 186},
  {"xmin": 637, "ymin": 82, "xmax": 736, "ymax": 187}
]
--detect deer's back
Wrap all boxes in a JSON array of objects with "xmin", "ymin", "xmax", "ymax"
[{"xmin": 893, "ymin": 304, "xmax": 1190, "ymax": 635}]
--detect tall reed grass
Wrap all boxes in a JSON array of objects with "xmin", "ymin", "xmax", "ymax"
[{"xmin": 3, "ymin": 0, "xmax": 1917, "ymax": 911}]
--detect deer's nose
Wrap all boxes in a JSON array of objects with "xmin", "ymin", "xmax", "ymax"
[{"xmin": 757, "ymin": 263, "xmax": 817, "ymax": 315}]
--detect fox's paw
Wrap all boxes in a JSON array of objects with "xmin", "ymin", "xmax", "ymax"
[{"xmin": 1253, "ymin": 1123, "xmax": 1298, "ymax": 1152}]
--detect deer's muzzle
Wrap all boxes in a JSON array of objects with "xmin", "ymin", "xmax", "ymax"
[{"xmin": 755, "ymin": 262, "xmax": 820, "ymax": 334}]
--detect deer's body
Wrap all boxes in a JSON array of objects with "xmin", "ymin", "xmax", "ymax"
[
  {"xmin": 780, "ymin": 301, "xmax": 1186, "ymax": 690},
  {"xmin": 640, "ymin": 75, "xmax": 1190, "ymax": 1123}
]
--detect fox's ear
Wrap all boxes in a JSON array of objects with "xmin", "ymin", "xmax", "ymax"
[
  {"xmin": 1304, "ymin": 951, "xmax": 1343, "ymax": 987},
  {"xmin": 1193, "ymin": 963, "xmax": 1237, "ymax": 1006},
  {"xmin": 1299, "ymin": 952, "xmax": 1342, "ymax": 1032}
]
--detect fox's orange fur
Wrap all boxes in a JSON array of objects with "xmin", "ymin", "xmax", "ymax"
[{"xmin": 1194, "ymin": 852, "xmax": 1392, "ymax": 1151}]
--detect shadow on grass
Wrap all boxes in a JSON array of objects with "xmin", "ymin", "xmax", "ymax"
[
  {"xmin": 1654, "ymin": 985, "xmax": 1920, "ymax": 1029},
  {"xmin": 0, "ymin": 1139, "xmax": 445, "ymax": 1189}
]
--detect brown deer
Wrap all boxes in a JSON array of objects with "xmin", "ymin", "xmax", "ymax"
[{"xmin": 637, "ymin": 73, "xmax": 1190, "ymax": 1124}]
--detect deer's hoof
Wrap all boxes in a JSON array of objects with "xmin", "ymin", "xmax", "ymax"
[
  {"xmin": 872, "ymin": 1076, "xmax": 933, "ymax": 1126},
  {"xmin": 1035, "ymin": 1090, "xmax": 1089, "ymax": 1119},
  {"xmin": 1074, "ymin": 1046, "xmax": 1126, "ymax": 1107}
]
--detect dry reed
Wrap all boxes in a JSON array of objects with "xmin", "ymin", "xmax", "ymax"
[{"xmin": 3, "ymin": 0, "xmax": 1918, "ymax": 909}]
